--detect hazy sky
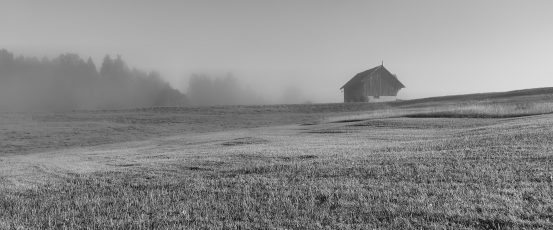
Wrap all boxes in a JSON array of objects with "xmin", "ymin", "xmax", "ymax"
[{"xmin": 2, "ymin": 0, "xmax": 553, "ymax": 102}]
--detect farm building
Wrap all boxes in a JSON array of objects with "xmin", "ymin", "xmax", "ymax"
[{"xmin": 340, "ymin": 65, "xmax": 405, "ymax": 102}]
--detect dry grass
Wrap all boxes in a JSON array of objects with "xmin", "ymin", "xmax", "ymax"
[
  {"xmin": 405, "ymin": 101, "xmax": 553, "ymax": 118},
  {"xmin": 326, "ymin": 100, "xmax": 553, "ymax": 123}
]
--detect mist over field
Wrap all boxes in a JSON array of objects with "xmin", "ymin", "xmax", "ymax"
[
  {"xmin": 0, "ymin": 47, "xmax": 319, "ymax": 111},
  {"xmin": 186, "ymin": 74, "xmax": 309, "ymax": 106},
  {"xmin": 0, "ymin": 49, "xmax": 312, "ymax": 111},
  {"xmin": 186, "ymin": 74, "xmax": 262, "ymax": 106}
]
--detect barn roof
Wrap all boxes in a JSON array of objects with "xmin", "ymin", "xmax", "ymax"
[{"xmin": 340, "ymin": 65, "xmax": 405, "ymax": 90}]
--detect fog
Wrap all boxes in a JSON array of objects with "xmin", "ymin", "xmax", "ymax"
[
  {"xmin": 0, "ymin": 50, "xmax": 186, "ymax": 111},
  {"xmin": 0, "ymin": 49, "xmax": 312, "ymax": 111},
  {"xmin": 185, "ymin": 73, "xmax": 311, "ymax": 106},
  {"xmin": 186, "ymin": 73, "xmax": 264, "ymax": 106},
  {"xmin": 3, "ymin": 1, "xmax": 553, "ymax": 109}
]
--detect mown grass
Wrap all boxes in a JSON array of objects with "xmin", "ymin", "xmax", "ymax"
[
  {"xmin": 2, "ymin": 88, "xmax": 553, "ymax": 229},
  {"xmin": 2, "ymin": 112, "xmax": 553, "ymax": 229}
]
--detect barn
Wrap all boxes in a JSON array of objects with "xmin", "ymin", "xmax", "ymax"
[{"xmin": 340, "ymin": 65, "xmax": 405, "ymax": 102}]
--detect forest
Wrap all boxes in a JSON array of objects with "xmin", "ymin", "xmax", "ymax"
[{"xmin": 0, "ymin": 49, "xmax": 186, "ymax": 111}]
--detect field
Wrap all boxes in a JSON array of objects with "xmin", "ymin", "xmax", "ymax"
[{"xmin": 2, "ymin": 88, "xmax": 553, "ymax": 229}]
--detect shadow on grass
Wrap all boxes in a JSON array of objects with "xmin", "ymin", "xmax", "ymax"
[
  {"xmin": 221, "ymin": 137, "xmax": 269, "ymax": 146},
  {"xmin": 330, "ymin": 119, "xmax": 367, "ymax": 123},
  {"xmin": 306, "ymin": 129, "xmax": 352, "ymax": 134},
  {"xmin": 403, "ymin": 111, "xmax": 553, "ymax": 119}
]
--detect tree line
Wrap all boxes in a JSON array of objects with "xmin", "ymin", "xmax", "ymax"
[{"xmin": 0, "ymin": 49, "xmax": 186, "ymax": 111}]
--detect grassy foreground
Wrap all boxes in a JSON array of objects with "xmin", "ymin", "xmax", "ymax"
[
  {"xmin": 2, "ymin": 88, "xmax": 553, "ymax": 229},
  {"xmin": 2, "ymin": 116, "xmax": 553, "ymax": 229}
]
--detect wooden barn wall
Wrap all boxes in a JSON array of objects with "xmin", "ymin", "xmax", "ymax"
[
  {"xmin": 344, "ymin": 84, "xmax": 367, "ymax": 102},
  {"xmin": 364, "ymin": 71, "xmax": 401, "ymax": 97}
]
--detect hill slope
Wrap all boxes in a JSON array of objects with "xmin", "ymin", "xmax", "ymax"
[{"xmin": 1, "ymin": 87, "xmax": 553, "ymax": 155}]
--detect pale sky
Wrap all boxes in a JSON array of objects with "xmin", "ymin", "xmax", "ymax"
[{"xmin": 2, "ymin": 0, "xmax": 553, "ymax": 102}]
